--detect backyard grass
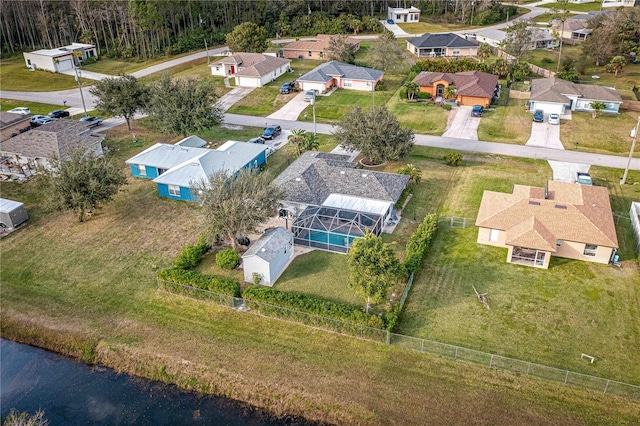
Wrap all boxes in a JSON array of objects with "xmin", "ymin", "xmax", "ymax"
[
  {"xmin": 0, "ymin": 56, "xmax": 87, "ymax": 92},
  {"xmin": 1, "ymin": 124, "xmax": 640, "ymax": 423},
  {"xmin": 561, "ymin": 111, "xmax": 640, "ymax": 154},
  {"xmin": 396, "ymin": 158, "xmax": 640, "ymax": 385},
  {"xmin": 0, "ymin": 99, "xmax": 66, "ymax": 115},
  {"xmin": 81, "ymin": 49, "xmax": 211, "ymax": 75},
  {"xmin": 477, "ymin": 97, "xmax": 531, "ymax": 144}
]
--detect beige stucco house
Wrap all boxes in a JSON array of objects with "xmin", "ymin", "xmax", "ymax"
[
  {"xmin": 476, "ymin": 181, "xmax": 618, "ymax": 269},
  {"xmin": 281, "ymin": 34, "xmax": 360, "ymax": 60},
  {"xmin": 209, "ymin": 53, "xmax": 291, "ymax": 88},
  {"xmin": 297, "ymin": 61, "xmax": 384, "ymax": 93}
]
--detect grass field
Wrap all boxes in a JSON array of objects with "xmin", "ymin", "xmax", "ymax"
[
  {"xmin": 386, "ymin": 94, "xmax": 448, "ymax": 134},
  {"xmin": 539, "ymin": 2, "xmax": 604, "ymax": 12},
  {"xmin": 0, "ymin": 56, "xmax": 87, "ymax": 92},
  {"xmin": 81, "ymin": 49, "xmax": 211, "ymax": 75},
  {"xmin": 561, "ymin": 111, "xmax": 640, "ymax": 154},
  {"xmin": 0, "ymin": 99, "xmax": 66, "ymax": 115},
  {"xmin": 1, "ymin": 122, "xmax": 640, "ymax": 424},
  {"xmin": 477, "ymin": 97, "xmax": 532, "ymax": 144}
]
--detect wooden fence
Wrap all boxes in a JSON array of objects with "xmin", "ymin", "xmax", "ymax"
[{"xmin": 620, "ymin": 101, "xmax": 640, "ymax": 112}]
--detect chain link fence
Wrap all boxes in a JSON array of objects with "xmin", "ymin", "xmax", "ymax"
[{"xmin": 158, "ymin": 279, "xmax": 640, "ymax": 400}]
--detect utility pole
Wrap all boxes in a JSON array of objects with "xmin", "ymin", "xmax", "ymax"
[
  {"xmin": 311, "ymin": 92, "xmax": 316, "ymax": 138},
  {"xmin": 74, "ymin": 67, "xmax": 87, "ymax": 116},
  {"xmin": 621, "ymin": 115, "xmax": 640, "ymax": 185},
  {"xmin": 204, "ymin": 38, "xmax": 210, "ymax": 64}
]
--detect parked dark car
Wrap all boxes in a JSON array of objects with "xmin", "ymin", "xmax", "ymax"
[
  {"xmin": 248, "ymin": 137, "xmax": 266, "ymax": 144},
  {"xmin": 471, "ymin": 105, "xmax": 484, "ymax": 117},
  {"xmin": 79, "ymin": 116, "xmax": 103, "ymax": 127},
  {"xmin": 533, "ymin": 109, "xmax": 544, "ymax": 123},
  {"xmin": 386, "ymin": 18, "xmax": 394, "ymax": 24},
  {"xmin": 48, "ymin": 110, "xmax": 70, "ymax": 118},
  {"xmin": 280, "ymin": 83, "xmax": 292, "ymax": 94},
  {"xmin": 262, "ymin": 125, "xmax": 281, "ymax": 140}
]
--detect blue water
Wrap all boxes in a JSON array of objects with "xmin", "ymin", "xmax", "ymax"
[
  {"xmin": 1, "ymin": 339, "xmax": 314, "ymax": 425},
  {"xmin": 308, "ymin": 230, "xmax": 355, "ymax": 247}
]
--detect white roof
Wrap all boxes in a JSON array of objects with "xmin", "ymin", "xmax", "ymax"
[
  {"xmin": 29, "ymin": 43, "xmax": 96, "ymax": 58},
  {"xmin": 175, "ymin": 135, "xmax": 207, "ymax": 148},
  {"xmin": 125, "ymin": 143, "xmax": 209, "ymax": 169},
  {"xmin": 152, "ymin": 141, "xmax": 267, "ymax": 188},
  {"xmin": 322, "ymin": 193, "xmax": 392, "ymax": 216},
  {"xmin": 391, "ymin": 6, "xmax": 420, "ymax": 13},
  {"xmin": 476, "ymin": 29, "xmax": 507, "ymax": 42},
  {"xmin": 242, "ymin": 227, "xmax": 293, "ymax": 262},
  {"xmin": 0, "ymin": 198, "xmax": 24, "ymax": 213}
]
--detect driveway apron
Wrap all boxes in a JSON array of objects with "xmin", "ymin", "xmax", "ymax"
[
  {"xmin": 267, "ymin": 92, "xmax": 309, "ymax": 120},
  {"xmin": 442, "ymin": 106, "xmax": 480, "ymax": 140},
  {"xmin": 217, "ymin": 87, "xmax": 255, "ymax": 112},
  {"xmin": 526, "ymin": 117, "xmax": 563, "ymax": 149}
]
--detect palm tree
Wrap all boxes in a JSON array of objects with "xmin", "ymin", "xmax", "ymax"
[
  {"xmin": 492, "ymin": 58, "xmax": 509, "ymax": 77},
  {"xmin": 443, "ymin": 85, "xmax": 457, "ymax": 100},
  {"xmin": 287, "ymin": 129, "xmax": 307, "ymax": 157},
  {"xmin": 404, "ymin": 81, "xmax": 419, "ymax": 100},
  {"xmin": 300, "ymin": 133, "xmax": 319, "ymax": 152},
  {"xmin": 397, "ymin": 164, "xmax": 422, "ymax": 184},
  {"xmin": 607, "ymin": 56, "xmax": 626, "ymax": 76},
  {"xmin": 589, "ymin": 101, "xmax": 606, "ymax": 118},
  {"xmin": 477, "ymin": 43, "xmax": 492, "ymax": 64}
]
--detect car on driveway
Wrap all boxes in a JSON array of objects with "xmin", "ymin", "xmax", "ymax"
[
  {"xmin": 48, "ymin": 110, "xmax": 70, "ymax": 118},
  {"xmin": 576, "ymin": 172, "xmax": 592, "ymax": 185},
  {"xmin": 31, "ymin": 116, "xmax": 57, "ymax": 127},
  {"xmin": 303, "ymin": 90, "xmax": 317, "ymax": 102},
  {"xmin": 386, "ymin": 18, "xmax": 394, "ymax": 24},
  {"xmin": 266, "ymin": 146, "xmax": 275, "ymax": 157},
  {"xmin": 30, "ymin": 115, "xmax": 47, "ymax": 124},
  {"xmin": 471, "ymin": 105, "xmax": 483, "ymax": 117},
  {"xmin": 79, "ymin": 116, "xmax": 103, "ymax": 127},
  {"xmin": 548, "ymin": 113, "xmax": 560, "ymax": 125},
  {"xmin": 248, "ymin": 137, "xmax": 266, "ymax": 144},
  {"xmin": 533, "ymin": 109, "xmax": 544, "ymax": 123},
  {"xmin": 7, "ymin": 107, "xmax": 31, "ymax": 115},
  {"xmin": 280, "ymin": 82, "xmax": 292, "ymax": 94},
  {"xmin": 262, "ymin": 125, "xmax": 281, "ymax": 140}
]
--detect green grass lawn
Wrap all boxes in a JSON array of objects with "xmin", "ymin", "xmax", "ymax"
[
  {"xmin": 81, "ymin": 49, "xmax": 212, "ymax": 75},
  {"xmin": 386, "ymin": 95, "xmax": 448, "ymax": 134},
  {"xmin": 0, "ymin": 99, "xmax": 67, "ymax": 115},
  {"xmin": 477, "ymin": 97, "xmax": 531, "ymax": 145},
  {"xmin": 0, "ymin": 56, "xmax": 88, "ymax": 92},
  {"xmin": 539, "ymin": 1, "xmax": 604, "ymax": 12},
  {"xmin": 1, "ymin": 123, "xmax": 640, "ymax": 423},
  {"xmin": 560, "ymin": 111, "xmax": 639, "ymax": 154},
  {"xmin": 395, "ymin": 157, "xmax": 640, "ymax": 384}
]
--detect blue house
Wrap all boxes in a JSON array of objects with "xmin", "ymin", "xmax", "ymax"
[{"xmin": 126, "ymin": 138, "xmax": 268, "ymax": 201}]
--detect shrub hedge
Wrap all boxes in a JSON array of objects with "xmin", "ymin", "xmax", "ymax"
[
  {"xmin": 404, "ymin": 214, "xmax": 438, "ymax": 272},
  {"xmin": 242, "ymin": 286, "xmax": 385, "ymax": 328},
  {"xmin": 216, "ymin": 248, "xmax": 239, "ymax": 270},
  {"xmin": 444, "ymin": 152, "xmax": 463, "ymax": 166},
  {"xmin": 158, "ymin": 268, "xmax": 241, "ymax": 297},
  {"xmin": 174, "ymin": 239, "xmax": 210, "ymax": 270}
]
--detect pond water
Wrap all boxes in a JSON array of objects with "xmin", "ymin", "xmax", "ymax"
[{"xmin": 1, "ymin": 339, "xmax": 312, "ymax": 425}]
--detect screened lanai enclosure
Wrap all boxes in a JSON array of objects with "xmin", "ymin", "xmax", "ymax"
[{"xmin": 291, "ymin": 205, "xmax": 383, "ymax": 253}]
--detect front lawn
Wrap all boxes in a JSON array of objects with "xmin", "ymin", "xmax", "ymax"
[
  {"xmin": 81, "ymin": 49, "xmax": 212, "ymax": 75},
  {"xmin": 0, "ymin": 99, "xmax": 67, "ymax": 115},
  {"xmin": 477, "ymin": 97, "xmax": 531, "ymax": 144},
  {"xmin": 560, "ymin": 111, "xmax": 639, "ymax": 154},
  {"xmin": 396, "ymin": 157, "xmax": 640, "ymax": 384},
  {"xmin": 386, "ymin": 95, "xmax": 448, "ymax": 135},
  {"xmin": 539, "ymin": 2, "xmax": 604, "ymax": 12},
  {"xmin": 0, "ymin": 56, "xmax": 86, "ymax": 92}
]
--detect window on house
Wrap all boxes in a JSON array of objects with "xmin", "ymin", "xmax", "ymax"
[
  {"xmin": 157, "ymin": 168, "xmax": 167, "ymax": 175},
  {"xmin": 308, "ymin": 51, "xmax": 312, "ymax": 57},
  {"xmin": 343, "ymin": 80, "xmax": 352, "ymax": 88},
  {"xmin": 319, "ymin": 52, "xmax": 324, "ymax": 58},
  {"xmin": 583, "ymin": 244, "xmax": 597, "ymax": 257},
  {"xmin": 453, "ymin": 49, "xmax": 460, "ymax": 56},
  {"xmin": 168, "ymin": 184, "xmax": 180, "ymax": 196},
  {"xmin": 489, "ymin": 229, "xmax": 499, "ymax": 242},
  {"xmin": 138, "ymin": 164, "xmax": 146, "ymax": 176},
  {"xmin": 556, "ymin": 240, "xmax": 563, "ymax": 248}
]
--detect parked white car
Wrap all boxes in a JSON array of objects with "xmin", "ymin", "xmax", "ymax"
[
  {"xmin": 7, "ymin": 107, "xmax": 31, "ymax": 115},
  {"xmin": 548, "ymin": 113, "xmax": 560, "ymax": 125}
]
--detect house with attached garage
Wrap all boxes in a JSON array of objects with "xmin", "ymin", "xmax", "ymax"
[
  {"xmin": 297, "ymin": 61, "xmax": 384, "ymax": 93},
  {"xmin": 242, "ymin": 227, "xmax": 295, "ymax": 286},
  {"xmin": 23, "ymin": 43, "xmax": 97, "ymax": 73},
  {"xmin": 412, "ymin": 70, "xmax": 499, "ymax": 107},
  {"xmin": 209, "ymin": 53, "xmax": 291, "ymax": 88},
  {"xmin": 476, "ymin": 180, "xmax": 618, "ymax": 269},
  {"xmin": 406, "ymin": 33, "xmax": 478, "ymax": 58},
  {"xmin": 281, "ymin": 34, "xmax": 360, "ymax": 60},
  {"xmin": 476, "ymin": 27, "xmax": 558, "ymax": 50},
  {"xmin": 387, "ymin": 6, "xmax": 421, "ymax": 23},
  {"xmin": 126, "ymin": 137, "xmax": 267, "ymax": 201},
  {"xmin": 550, "ymin": 18, "xmax": 593, "ymax": 41},
  {"xmin": 528, "ymin": 77, "xmax": 623, "ymax": 115},
  {"xmin": 274, "ymin": 152, "xmax": 409, "ymax": 253}
]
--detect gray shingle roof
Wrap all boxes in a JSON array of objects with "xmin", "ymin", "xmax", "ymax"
[
  {"xmin": 298, "ymin": 61, "xmax": 384, "ymax": 83},
  {"xmin": 242, "ymin": 227, "xmax": 293, "ymax": 262},
  {"xmin": 530, "ymin": 78, "xmax": 622, "ymax": 103},
  {"xmin": 408, "ymin": 33, "xmax": 477, "ymax": 49},
  {"xmin": 274, "ymin": 151, "xmax": 409, "ymax": 206}
]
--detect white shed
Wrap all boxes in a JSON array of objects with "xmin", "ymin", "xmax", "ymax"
[
  {"xmin": 0, "ymin": 198, "xmax": 29, "ymax": 228},
  {"xmin": 242, "ymin": 227, "xmax": 294, "ymax": 286}
]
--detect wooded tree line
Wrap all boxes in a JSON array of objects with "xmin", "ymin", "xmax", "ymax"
[{"xmin": 1, "ymin": 0, "xmax": 512, "ymax": 59}]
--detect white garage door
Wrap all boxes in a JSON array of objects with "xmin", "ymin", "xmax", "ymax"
[{"xmin": 56, "ymin": 59, "xmax": 74, "ymax": 72}]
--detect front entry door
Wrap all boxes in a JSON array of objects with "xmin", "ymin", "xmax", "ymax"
[{"xmin": 436, "ymin": 84, "xmax": 445, "ymax": 97}]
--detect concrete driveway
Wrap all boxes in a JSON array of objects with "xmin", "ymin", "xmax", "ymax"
[
  {"xmin": 217, "ymin": 87, "xmax": 255, "ymax": 112},
  {"xmin": 59, "ymin": 68, "xmax": 111, "ymax": 81},
  {"xmin": 267, "ymin": 91, "xmax": 309, "ymax": 120},
  {"xmin": 548, "ymin": 161, "xmax": 590, "ymax": 183},
  {"xmin": 442, "ymin": 106, "xmax": 480, "ymax": 140},
  {"xmin": 380, "ymin": 20, "xmax": 410, "ymax": 37},
  {"xmin": 526, "ymin": 116, "xmax": 563, "ymax": 149}
]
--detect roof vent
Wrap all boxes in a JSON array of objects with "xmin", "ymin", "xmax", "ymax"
[
  {"xmin": 166, "ymin": 146, "xmax": 175, "ymax": 150},
  {"xmin": 555, "ymin": 204, "xmax": 567, "ymax": 209},
  {"xmin": 180, "ymin": 147, "xmax": 189, "ymax": 152},
  {"xmin": 295, "ymin": 178, "xmax": 301, "ymax": 182},
  {"xmin": 261, "ymin": 248, "xmax": 266, "ymax": 252},
  {"xmin": 361, "ymin": 173, "xmax": 368, "ymax": 178},
  {"xmin": 190, "ymin": 163, "xmax": 199, "ymax": 167},
  {"xmin": 528, "ymin": 201, "xmax": 540, "ymax": 206},
  {"xmin": 340, "ymin": 171, "xmax": 345, "ymax": 175}
]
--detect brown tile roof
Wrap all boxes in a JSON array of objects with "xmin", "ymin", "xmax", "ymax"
[
  {"xmin": 282, "ymin": 34, "xmax": 360, "ymax": 52},
  {"xmin": 412, "ymin": 70, "xmax": 499, "ymax": 98},
  {"xmin": 530, "ymin": 78, "xmax": 622, "ymax": 103},
  {"xmin": 210, "ymin": 53, "xmax": 291, "ymax": 78},
  {"xmin": 0, "ymin": 120, "xmax": 104, "ymax": 160},
  {"xmin": 476, "ymin": 181, "xmax": 618, "ymax": 249}
]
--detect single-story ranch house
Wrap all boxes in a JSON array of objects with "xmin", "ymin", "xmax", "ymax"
[
  {"xmin": 0, "ymin": 120, "xmax": 103, "ymax": 178},
  {"xmin": 412, "ymin": 70, "xmax": 499, "ymax": 106},
  {"xmin": 242, "ymin": 227, "xmax": 295, "ymax": 286},
  {"xmin": 550, "ymin": 18, "xmax": 592, "ymax": 40},
  {"xmin": 529, "ymin": 77, "xmax": 623, "ymax": 115},
  {"xmin": 387, "ymin": 6, "xmax": 421, "ymax": 23},
  {"xmin": 476, "ymin": 28, "xmax": 558, "ymax": 50},
  {"xmin": 476, "ymin": 180, "xmax": 618, "ymax": 269},
  {"xmin": 274, "ymin": 152, "xmax": 409, "ymax": 253},
  {"xmin": 297, "ymin": 61, "xmax": 384, "ymax": 93},
  {"xmin": 126, "ymin": 137, "xmax": 268, "ymax": 201},
  {"xmin": 23, "ymin": 43, "xmax": 97, "ymax": 73},
  {"xmin": 210, "ymin": 53, "xmax": 291, "ymax": 88},
  {"xmin": 281, "ymin": 34, "xmax": 360, "ymax": 60},
  {"xmin": 406, "ymin": 33, "xmax": 478, "ymax": 58}
]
